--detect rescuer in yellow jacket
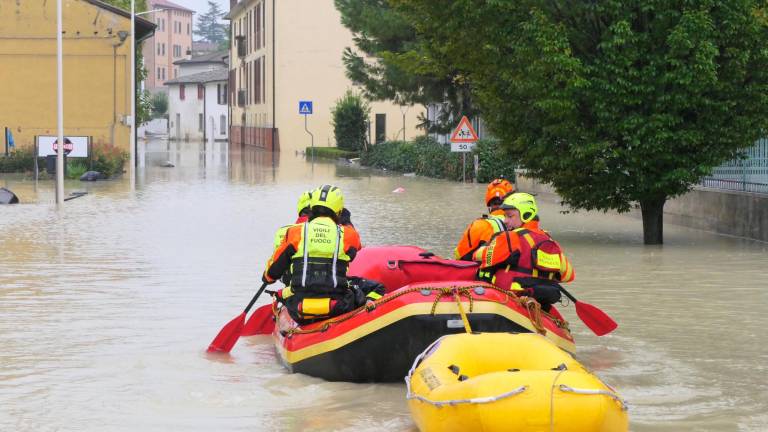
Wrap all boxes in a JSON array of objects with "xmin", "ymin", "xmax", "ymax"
[
  {"xmin": 454, "ymin": 178, "xmax": 516, "ymax": 260},
  {"xmin": 474, "ymin": 193, "xmax": 574, "ymax": 311},
  {"xmin": 262, "ymin": 184, "xmax": 370, "ymax": 323}
]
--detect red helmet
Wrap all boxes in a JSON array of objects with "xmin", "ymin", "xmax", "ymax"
[{"xmin": 485, "ymin": 178, "xmax": 515, "ymax": 206}]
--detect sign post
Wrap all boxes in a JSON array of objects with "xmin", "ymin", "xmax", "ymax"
[
  {"xmin": 299, "ymin": 100, "xmax": 314, "ymax": 160},
  {"xmin": 449, "ymin": 116, "xmax": 479, "ymax": 182}
]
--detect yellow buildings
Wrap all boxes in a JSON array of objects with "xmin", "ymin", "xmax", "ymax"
[
  {"xmin": 0, "ymin": 0, "xmax": 154, "ymax": 152},
  {"xmin": 226, "ymin": 0, "xmax": 424, "ymax": 152}
]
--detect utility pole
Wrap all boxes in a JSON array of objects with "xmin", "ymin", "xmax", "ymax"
[{"xmin": 56, "ymin": 0, "xmax": 65, "ymax": 207}]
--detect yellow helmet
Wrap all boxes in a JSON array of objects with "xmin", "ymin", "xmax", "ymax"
[
  {"xmin": 310, "ymin": 184, "xmax": 344, "ymax": 215},
  {"xmin": 296, "ymin": 190, "xmax": 313, "ymax": 215},
  {"xmin": 501, "ymin": 192, "xmax": 538, "ymax": 223}
]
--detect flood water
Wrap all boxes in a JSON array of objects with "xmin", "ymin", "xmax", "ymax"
[{"xmin": 1, "ymin": 140, "xmax": 766, "ymax": 431}]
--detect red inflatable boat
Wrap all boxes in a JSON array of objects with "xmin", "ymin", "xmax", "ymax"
[{"xmin": 272, "ymin": 246, "xmax": 575, "ymax": 382}]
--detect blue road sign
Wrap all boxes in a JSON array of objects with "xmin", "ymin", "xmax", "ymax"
[{"xmin": 299, "ymin": 101, "xmax": 313, "ymax": 115}]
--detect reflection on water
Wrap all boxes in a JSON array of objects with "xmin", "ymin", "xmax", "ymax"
[{"xmin": 1, "ymin": 139, "xmax": 766, "ymax": 431}]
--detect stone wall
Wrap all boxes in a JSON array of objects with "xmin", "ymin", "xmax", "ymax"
[{"xmin": 515, "ymin": 172, "xmax": 768, "ymax": 242}]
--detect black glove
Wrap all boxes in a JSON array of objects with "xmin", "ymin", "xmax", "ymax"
[
  {"xmin": 262, "ymin": 274, "xmax": 276, "ymax": 285},
  {"xmin": 339, "ymin": 208, "xmax": 352, "ymax": 226}
]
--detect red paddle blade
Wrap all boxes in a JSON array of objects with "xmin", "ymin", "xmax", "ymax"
[
  {"xmin": 574, "ymin": 301, "xmax": 618, "ymax": 336},
  {"xmin": 242, "ymin": 304, "xmax": 275, "ymax": 336},
  {"xmin": 207, "ymin": 312, "xmax": 245, "ymax": 353}
]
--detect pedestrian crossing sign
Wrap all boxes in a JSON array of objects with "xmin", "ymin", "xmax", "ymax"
[
  {"xmin": 450, "ymin": 116, "xmax": 479, "ymax": 143},
  {"xmin": 299, "ymin": 101, "xmax": 313, "ymax": 115}
]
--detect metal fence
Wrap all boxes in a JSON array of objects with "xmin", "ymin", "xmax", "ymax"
[{"xmin": 700, "ymin": 138, "xmax": 768, "ymax": 194}]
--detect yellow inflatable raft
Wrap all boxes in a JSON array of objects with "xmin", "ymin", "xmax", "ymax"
[{"xmin": 406, "ymin": 333, "xmax": 628, "ymax": 432}]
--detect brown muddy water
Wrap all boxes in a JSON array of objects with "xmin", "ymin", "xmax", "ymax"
[{"xmin": 1, "ymin": 140, "xmax": 766, "ymax": 431}]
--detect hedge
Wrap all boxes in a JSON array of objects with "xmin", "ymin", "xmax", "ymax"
[
  {"xmin": 361, "ymin": 136, "xmax": 517, "ymax": 182},
  {"xmin": 306, "ymin": 147, "xmax": 358, "ymax": 159}
]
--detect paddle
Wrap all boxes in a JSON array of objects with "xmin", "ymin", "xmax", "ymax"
[
  {"xmin": 207, "ymin": 282, "xmax": 269, "ymax": 353},
  {"xmin": 558, "ymin": 286, "xmax": 618, "ymax": 336},
  {"xmin": 242, "ymin": 303, "xmax": 276, "ymax": 336}
]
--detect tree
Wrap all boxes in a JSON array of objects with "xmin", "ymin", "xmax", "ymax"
[
  {"xmin": 391, "ymin": 0, "xmax": 768, "ymax": 244},
  {"xmin": 334, "ymin": 0, "xmax": 478, "ymax": 134},
  {"xmin": 332, "ymin": 91, "xmax": 371, "ymax": 152},
  {"xmin": 194, "ymin": 1, "xmax": 227, "ymax": 45},
  {"xmin": 150, "ymin": 92, "xmax": 168, "ymax": 118}
]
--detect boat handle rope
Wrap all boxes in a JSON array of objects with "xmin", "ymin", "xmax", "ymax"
[
  {"xmin": 558, "ymin": 384, "xmax": 628, "ymax": 411},
  {"xmin": 406, "ymin": 385, "xmax": 528, "ymax": 407}
]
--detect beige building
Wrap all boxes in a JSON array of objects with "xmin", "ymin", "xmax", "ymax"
[
  {"xmin": 226, "ymin": 0, "xmax": 424, "ymax": 152},
  {"xmin": 0, "ymin": 0, "xmax": 154, "ymax": 152},
  {"xmin": 142, "ymin": 0, "xmax": 194, "ymax": 91}
]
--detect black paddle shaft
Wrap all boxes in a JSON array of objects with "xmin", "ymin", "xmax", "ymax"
[
  {"xmin": 244, "ymin": 282, "xmax": 269, "ymax": 314},
  {"xmin": 558, "ymin": 285, "xmax": 578, "ymax": 303}
]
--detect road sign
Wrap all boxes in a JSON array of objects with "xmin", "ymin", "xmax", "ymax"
[
  {"xmin": 53, "ymin": 138, "xmax": 74, "ymax": 155},
  {"xmin": 37, "ymin": 136, "xmax": 89, "ymax": 157},
  {"xmin": 450, "ymin": 116, "xmax": 478, "ymax": 152},
  {"xmin": 451, "ymin": 142, "xmax": 475, "ymax": 152},
  {"xmin": 299, "ymin": 101, "xmax": 313, "ymax": 115},
  {"xmin": 450, "ymin": 116, "xmax": 479, "ymax": 143}
]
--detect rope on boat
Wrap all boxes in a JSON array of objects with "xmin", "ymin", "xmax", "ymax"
[
  {"xmin": 403, "ymin": 335, "xmax": 529, "ymax": 407},
  {"xmin": 277, "ymin": 282, "xmax": 569, "ymax": 338},
  {"xmin": 558, "ymin": 384, "xmax": 629, "ymax": 411}
]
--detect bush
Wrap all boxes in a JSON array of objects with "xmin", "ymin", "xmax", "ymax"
[
  {"xmin": 306, "ymin": 147, "xmax": 358, "ymax": 159},
  {"xmin": 0, "ymin": 148, "xmax": 37, "ymax": 173},
  {"xmin": 66, "ymin": 160, "xmax": 88, "ymax": 179},
  {"xmin": 91, "ymin": 143, "xmax": 128, "ymax": 178},
  {"xmin": 361, "ymin": 136, "xmax": 465, "ymax": 180},
  {"xmin": 361, "ymin": 136, "xmax": 520, "ymax": 182},
  {"xmin": 474, "ymin": 138, "xmax": 518, "ymax": 183},
  {"xmin": 331, "ymin": 90, "xmax": 370, "ymax": 152}
]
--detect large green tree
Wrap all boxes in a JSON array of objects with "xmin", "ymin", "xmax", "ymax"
[
  {"xmin": 392, "ymin": 0, "xmax": 768, "ymax": 243},
  {"xmin": 194, "ymin": 1, "xmax": 227, "ymax": 45},
  {"xmin": 334, "ymin": 0, "xmax": 479, "ymax": 134}
]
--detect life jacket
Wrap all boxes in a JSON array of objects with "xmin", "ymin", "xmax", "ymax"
[
  {"xmin": 288, "ymin": 217, "xmax": 351, "ymax": 296},
  {"xmin": 482, "ymin": 228, "xmax": 565, "ymax": 290},
  {"xmin": 454, "ymin": 214, "xmax": 506, "ymax": 261}
]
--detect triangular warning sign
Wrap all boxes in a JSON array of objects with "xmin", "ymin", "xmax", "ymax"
[
  {"xmin": 300, "ymin": 103, "xmax": 311, "ymax": 114},
  {"xmin": 450, "ymin": 116, "xmax": 479, "ymax": 143}
]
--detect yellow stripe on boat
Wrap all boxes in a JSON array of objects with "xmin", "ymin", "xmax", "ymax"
[{"xmin": 276, "ymin": 301, "xmax": 576, "ymax": 365}]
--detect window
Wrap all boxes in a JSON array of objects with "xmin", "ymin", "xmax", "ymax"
[
  {"xmin": 180, "ymin": 84, "xmax": 185, "ymax": 100},
  {"xmin": 217, "ymin": 83, "xmax": 228, "ymax": 105},
  {"xmin": 220, "ymin": 115, "xmax": 226, "ymax": 135},
  {"xmin": 173, "ymin": 45, "xmax": 181, "ymax": 58},
  {"xmin": 156, "ymin": 67, "xmax": 160, "ymax": 80},
  {"xmin": 199, "ymin": 113, "xmax": 204, "ymax": 132},
  {"xmin": 162, "ymin": 43, "xmax": 165, "ymax": 56},
  {"xmin": 254, "ymin": 58, "xmax": 261, "ymax": 104},
  {"xmin": 161, "ymin": 68, "xmax": 165, "ymax": 80},
  {"xmin": 375, "ymin": 114, "xmax": 386, "ymax": 144},
  {"xmin": 156, "ymin": 44, "xmax": 161, "ymax": 56},
  {"xmin": 198, "ymin": 84, "xmax": 204, "ymax": 100},
  {"xmin": 187, "ymin": 23, "xmax": 190, "ymax": 34}
]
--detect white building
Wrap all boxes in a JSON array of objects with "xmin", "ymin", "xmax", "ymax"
[{"xmin": 165, "ymin": 68, "xmax": 229, "ymax": 141}]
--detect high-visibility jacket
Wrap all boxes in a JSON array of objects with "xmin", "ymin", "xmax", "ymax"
[
  {"xmin": 272, "ymin": 215, "xmax": 310, "ymax": 250},
  {"xmin": 264, "ymin": 217, "xmax": 362, "ymax": 296},
  {"xmin": 475, "ymin": 220, "xmax": 574, "ymax": 289},
  {"xmin": 454, "ymin": 209, "xmax": 506, "ymax": 261}
]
